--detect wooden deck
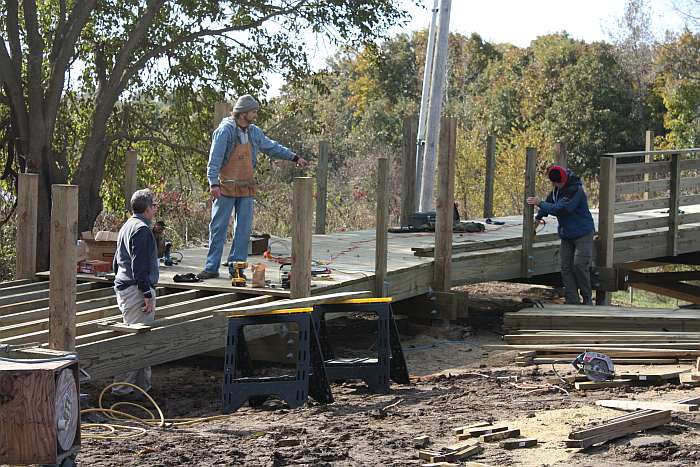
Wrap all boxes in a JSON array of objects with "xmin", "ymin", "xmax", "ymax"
[{"xmin": 5, "ymin": 147, "xmax": 700, "ymax": 380}]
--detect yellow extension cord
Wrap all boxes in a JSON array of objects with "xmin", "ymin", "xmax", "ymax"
[{"xmin": 81, "ymin": 382, "xmax": 236, "ymax": 440}]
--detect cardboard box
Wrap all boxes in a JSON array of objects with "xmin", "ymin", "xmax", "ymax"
[{"xmin": 81, "ymin": 231, "xmax": 118, "ymax": 261}]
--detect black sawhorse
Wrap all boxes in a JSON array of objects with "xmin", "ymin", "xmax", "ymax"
[
  {"xmin": 222, "ymin": 307, "xmax": 333, "ymax": 413},
  {"xmin": 313, "ymin": 298, "xmax": 410, "ymax": 394}
]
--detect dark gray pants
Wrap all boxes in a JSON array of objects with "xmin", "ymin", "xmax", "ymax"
[{"xmin": 560, "ymin": 232, "xmax": 593, "ymax": 305}]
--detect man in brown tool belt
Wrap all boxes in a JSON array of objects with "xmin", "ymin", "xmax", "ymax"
[{"xmin": 198, "ymin": 95, "xmax": 307, "ymax": 279}]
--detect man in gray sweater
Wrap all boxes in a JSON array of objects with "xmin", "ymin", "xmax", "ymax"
[{"xmin": 111, "ymin": 188, "xmax": 159, "ymax": 398}]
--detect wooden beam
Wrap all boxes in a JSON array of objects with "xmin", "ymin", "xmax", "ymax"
[
  {"xmin": 626, "ymin": 270, "xmax": 700, "ymax": 283},
  {"xmin": 219, "ymin": 291, "xmax": 371, "ymax": 316},
  {"xmin": 124, "ymin": 150, "xmax": 138, "ymax": 212},
  {"xmin": 643, "ymin": 130, "xmax": 654, "ymax": 200},
  {"xmin": 314, "ymin": 140, "xmax": 330, "ymax": 234},
  {"xmin": 434, "ymin": 118, "xmax": 456, "ymax": 292},
  {"xmin": 596, "ymin": 157, "xmax": 616, "ymax": 305},
  {"xmin": 616, "ymin": 158, "xmax": 700, "ymax": 177},
  {"xmin": 566, "ymin": 410, "xmax": 671, "ymax": 449},
  {"xmin": 521, "ymin": 148, "xmax": 537, "ymax": 278},
  {"xmin": 669, "ymin": 153, "xmax": 681, "ymax": 256},
  {"xmin": 400, "ymin": 115, "xmax": 418, "ymax": 227},
  {"xmin": 49, "ymin": 185, "xmax": 78, "ymax": 351},
  {"xmin": 596, "ymin": 399, "xmax": 698, "ymax": 412},
  {"xmin": 16, "ymin": 173, "xmax": 38, "ymax": 279},
  {"xmin": 483, "ymin": 135, "xmax": 496, "ymax": 219},
  {"xmin": 291, "ymin": 177, "xmax": 313, "ymax": 298},
  {"xmin": 554, "ymin": 140, "xmax": 567, "ymax": 169},
  {"xmin": 629, "ymin": 281, "xmax": 700, "ymax": 304},
  {"xmin": 375, "ymin": 157, "xmax": 389, "ymax": 296}
]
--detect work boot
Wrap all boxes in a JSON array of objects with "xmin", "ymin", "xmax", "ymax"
[{"xmin": 197, "ymin": 270, "xmax": 219, "ymax": 280}]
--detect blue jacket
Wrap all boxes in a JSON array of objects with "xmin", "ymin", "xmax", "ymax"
[
  {"xmin": 113, "ymin": 214, "xmax": 160, "ymax": 296},
  {"xmin": 535, "ymin": 170, "xmax": 595, "ymax": 240},
  {"xmin": 206, "ymin": 117, "xmax": 296, "ymax": 187}
]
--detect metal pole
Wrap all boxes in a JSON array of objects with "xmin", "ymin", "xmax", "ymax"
[
  {"xmin": 414, "ymin": 0, "xmax": 440, "ymax": 209},
  {"xmin": 418, "ymin": 0, "xmax": 452, "ymax": 212}
]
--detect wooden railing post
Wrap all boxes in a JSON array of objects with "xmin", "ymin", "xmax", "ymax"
[
  {"xmin": 644, "ymin": 130, "xmax": 654, "ymax": 200},
  {"xmin": 555, "ymin": 140, "xmax": 567, "ymax": 169},
  {"xmin": 315, "ymin": 141, "xmax": 330, "ymax": 234},
  {"xmin": 49, "ymin": 184, "xmax": 78, "ymax": 351},
  {"xmin": 596, "ymin": 157, "xmax": 616, "ymax": 305},
  {"xmin": 291, "ymin": 177, "xmax": 313, "ymax": 298},
  {"xmin": 521, "ymin": 148, "xmax": 537, "ymax": 278},
  {"xmin": 434, "ymin": 117, "xmax": 457, "ymax": 292},
  {"xmin": 375, "ymin": 158, "xmax": 389, "ymax": 296},
  {"xmin": 124, "ymin": 150, "xmax": 138, "ymax": 212},
  {"xmin": 213, "ymin": 101, "xmax": 232, "ymax": 129},
  {"xmin": 16, "ymin": 173, "xmax": 38, "ymax": 280},
  {"xmin": 483, "ymin": 135, "xmax": 496, "ymax": 219},
  {"xmin": 668, "ymin": 153, "xmax": 681, "ymax": 256},
  {"xmin": 400, "ymin": 116, "xmax": 418, "ymax": 226}
]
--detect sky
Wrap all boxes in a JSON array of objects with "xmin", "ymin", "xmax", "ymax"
[{"xmin": 265, "ymin": 0, "xmax": 690, "ymax": 98}]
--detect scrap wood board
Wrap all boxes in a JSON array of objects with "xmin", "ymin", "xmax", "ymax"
[{"xmin": 566, "ymin": 410, "xmax": 672, "ymax": 449}]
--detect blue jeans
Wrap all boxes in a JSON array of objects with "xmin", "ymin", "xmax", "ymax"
[{"xmin": 204, "ymin": 195, "xmax": 254, "ymax": 273}]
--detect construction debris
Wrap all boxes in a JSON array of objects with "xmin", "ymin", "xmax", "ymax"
[
  {"xmin": 566, "ymin": 410, "xmax": 672, "ymax": 449},
  {"xmin": 413, "ymin": 435, "xmax": 431, "ymax": 448},
  {"xmin": 480, "ymin": 428, "xmax": 520, "ymax": 442},
  {"xmin": 595, "ymin": 399, "xmax": 699, "ymax": 412}
]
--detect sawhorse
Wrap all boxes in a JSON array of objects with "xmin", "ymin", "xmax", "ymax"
[
  {"xmin": 222, "ymin": 307, "xmax": 333, "ymax": 413},
  {"xmin": 313, "ymin": 297, "xmax": 410, "ymax": 394}
]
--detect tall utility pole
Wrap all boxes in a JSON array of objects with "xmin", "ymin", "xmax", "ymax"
[
  {"xmin": 418, "ymin": 0, "xmax": 451, "ymax": 213},
  {"xmin": 414, "ymin": 0, "xmax": 440, "ymax": 209}
]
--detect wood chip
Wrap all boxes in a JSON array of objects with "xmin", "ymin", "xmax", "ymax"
[{"xmin": 413, "ymin": 435, "xmax": 430, "ymax": 448}]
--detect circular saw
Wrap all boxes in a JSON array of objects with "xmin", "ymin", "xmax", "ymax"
[{"xmin": 572, "ymin": 351, "xmax": 615, "ymax": 381}]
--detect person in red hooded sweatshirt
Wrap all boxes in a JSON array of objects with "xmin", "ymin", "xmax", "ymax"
[{"xmin": 526, "ymin": 166, "xmax": 595, "ymax": 305}]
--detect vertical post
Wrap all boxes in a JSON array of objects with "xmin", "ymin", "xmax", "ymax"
[
  {"xmin": 644, "ymin": 130, "xmax": 654, "ymax": 200},
  {"xmin": 483, "ymin": 135, "xmax": 496, "ymax": 219},
  {"xmin": 521, "ymin": 148, "xmax": 537, "ymax": 278},
  {"xmin": 213, "ymin": 101, "xmax": 232, "ymax": 130},
  {"xmin": 16, "ymin": 173, "xmax": 38, "ymax": 279},
  {"xmin": 375, "ymin": 158, "xmax": 389, "ymax": 296},
  {"xmin": 49, "ymin": 184, "xmax": 78, "ymax": 351},
  {"xmin": 668, "ymin": 153, "xmax": 681, "ymax": 256},
  {"xmin": 596, "ymin": 157, "xmax": 616, "ymax": 305},
  {"xmin": 124, "ymin": 150, "xmax": 138, "ymax": 212},
  {"xmin": 291, "ymin": 177, "xmax": 313, "ymax": 299},
  {"xmin": 418, "ymin": 0, "xmax": 452, "ymax": 212},
  {"xmin": 400, "ymin": 116, "xmax": 418, "ymax": 226},
  {"xmin": 433, "ymin": 118, "xmax": 457, "ymax": 291},
  {"xmin": 554, "ymin": 140, "xmax": 567, "ymax": 169},
  {"xmin": 315, "ymin": 141, "xmax": 330, "ymax": 234}
]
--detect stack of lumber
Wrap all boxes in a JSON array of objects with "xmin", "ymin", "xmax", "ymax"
[
  {"xmin": 566, "ymin": 410, "xmax": 672, "ymax": 449},
  {"xmin": 504, "ymin": 305, "xmax": 700, "ymax": 333},
  {"xmin": 567, "ymin": 395, "xmax": 699, "ymax": 448},
  {"xmin": 499, "ymin": 304, "xmax": 700, "ymax": 366}
]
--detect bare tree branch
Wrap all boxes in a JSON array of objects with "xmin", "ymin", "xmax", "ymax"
[{"xmin": 117, "ymin": 133, "xmax": 208, "ymax": 157}]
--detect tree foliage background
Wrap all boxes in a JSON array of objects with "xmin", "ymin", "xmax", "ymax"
[{"xmin": 1, "ymin": 0, "xmax": 699, "ymax": 280}]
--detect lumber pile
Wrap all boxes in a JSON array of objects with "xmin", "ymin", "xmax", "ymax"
[
  {"xmin": 566, "ymin": 410, "xmax": 672, "ymax": 449},
  {"xmin": 501, "ymin": 304, "xmax": 700, "ymax": 366},
  {"xmin": 415, "ymin": 421, "xmax": 536, "ymax": 465},
  {"xmin": 566, "ymin": 395, "xmax": 699, "ymax": 448}
]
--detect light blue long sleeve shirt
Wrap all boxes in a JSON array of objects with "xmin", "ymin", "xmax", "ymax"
[{"xmin": 206, "ymin": 117, "xmax": 296, "ymax": 187}]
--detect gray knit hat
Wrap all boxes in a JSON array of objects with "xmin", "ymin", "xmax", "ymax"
[{"xmin": 233, "ymin": 95, "xmax": 260, "ymax": 113}]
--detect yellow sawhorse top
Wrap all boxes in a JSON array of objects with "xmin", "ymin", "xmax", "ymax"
[
  {"xmin": 227, "ymin": 307, "xmax": 314, "ymax": 318},
  {"xmin": 327, "ymin": 297, "xmax": 392, "ymax": 305},
  {"xmin": 225, "ymin": 297, "xmax": 392, "ymax": 318}
]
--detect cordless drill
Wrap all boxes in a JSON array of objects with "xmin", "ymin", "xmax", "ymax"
[{"xmin": 231, "ymin": 261, "xmax": 248, "ymax": 287}]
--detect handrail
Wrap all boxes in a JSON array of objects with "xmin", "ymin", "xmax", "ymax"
[{"xmin": 601, "ymin": 148, "xmax": 700, "ymax": 159}]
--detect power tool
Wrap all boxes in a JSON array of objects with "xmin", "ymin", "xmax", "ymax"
[
  {"xmin": 571, "ymin": 351, "xmax": 615, "ymax": 381},
  {"xmin": 231, "ymin": 261, "xmax": 248, "ymax": 287}
]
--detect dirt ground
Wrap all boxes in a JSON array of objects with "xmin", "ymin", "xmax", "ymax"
[{"xmin": 77, "ymin": 284, "xmax": 700, "ymax": 467}]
